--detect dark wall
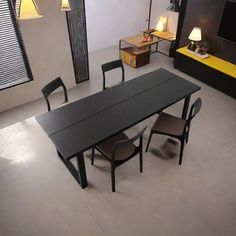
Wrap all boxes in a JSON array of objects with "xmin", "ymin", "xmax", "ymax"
[
  {"xmin": 179, "ymin": 0, "xmax": 236, "ymax": 64},
  {"xmin": 66, "ymin": 0, "xmax": 89, "ymax": 83}
]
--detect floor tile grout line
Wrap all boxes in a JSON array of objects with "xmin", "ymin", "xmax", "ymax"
[
  {"xmin": 82, "ymin": 196, "xmax": 110, "ymax": 236},
  {"xmin": 187, "ymin": 163, "xmax": 236, "ymax": 213}
]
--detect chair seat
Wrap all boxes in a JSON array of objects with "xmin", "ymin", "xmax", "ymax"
[
  {"xmin": 152, "ymin": 112, "xmax": 186, "ymax": 136},
  {"xmin": 96, "ymin": 132, "xmax": 136, "ymax": 161},
  {"xmin": 146, "ymin": 98, "xmax": 202, "ymax": 165}
]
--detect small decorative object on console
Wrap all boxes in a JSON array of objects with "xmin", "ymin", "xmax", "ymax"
[
  {"xmin": 200, "ymin": 40, "xmax": 212, "ymax": 54},
  {"xmin": 186, "ymin": 48, "xmax": 209, "ymax": 59},
  {"xmin": 142, "ymin": 33, "xmax": 152, "ymax": 42},
  {"xmin": 142, "ymin": 29, "xmax": 155, "ymax": 42}
]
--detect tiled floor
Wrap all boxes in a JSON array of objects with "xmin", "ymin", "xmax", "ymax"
[{"xmin": 0, "ymin": 46, "xmax": 236, "ymax": 236}]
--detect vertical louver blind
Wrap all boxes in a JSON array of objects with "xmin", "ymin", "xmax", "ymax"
[{"xmin": 0, "ymin": 0, "xmax": 33, "ymax": 90}]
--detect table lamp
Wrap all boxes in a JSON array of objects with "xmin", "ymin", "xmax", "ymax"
[
  {"xmin": 17, "ymin": 0, "xmax": 71, "ymax": 20},
  {"xmin": 61, "ymin": 0, "xmax": 71, "ymax": 11},
  {"xmin": 156, "ymin": 16, "xmax": 167, "ymax": 32},
  {"xmin": 188, "ymin": 27, "xmax": 202, "ymax": 51},
  {"xmin": 167, "ymin": 0, "xmax": 180, "ymax": 12},
  {"xmin": 17, "ymin": 0, "xmax": 43, "ymax": 20}
]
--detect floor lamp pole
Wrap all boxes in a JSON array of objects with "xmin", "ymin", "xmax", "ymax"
[{"xmin": 147, "ymin": 0, "xmax": 152, "ymax": 30}]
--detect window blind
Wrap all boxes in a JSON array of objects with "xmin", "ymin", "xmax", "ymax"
[{"xmin": 0, "ymin": 0, "xmax": 33, "ymax": 90}]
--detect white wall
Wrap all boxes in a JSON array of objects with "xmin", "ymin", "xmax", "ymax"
[
  {"xmin": 85, "ymin": 0, "xmax": 148, "ymax": 52},
  {"xmin": 0, "ymin": 0, "xmax": 179, "ymax": 112},
  {"xmin": 0, "ymin": 0, "xmax": 75, "ymax": 112},
  {"xmin": 150, "ymin": 0, "xmax": 179, "ymax": 34},
  {"xmin": 85, "ymin": 0, "xmax": 179, "ymax": 52}
]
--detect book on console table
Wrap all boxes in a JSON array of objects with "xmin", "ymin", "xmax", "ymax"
[{"xmin": 186, "ymin": 48, "xmax": 209, "ymax": 59}]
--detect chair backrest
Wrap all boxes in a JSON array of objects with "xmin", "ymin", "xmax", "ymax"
[
  {"xmin": 111, "ymin": 127, "xmax": 147, "ymax": 161},
  {"xmin": 187, "ymin": 97, "xmax": 202, "ymax": 123},
  {"xmin": 41, "ymin": 77, "xmax": 68, "ymax": 111},
  {"xmin": 101, "ymin": 59, "xmax": 125, "ymax": 90}
]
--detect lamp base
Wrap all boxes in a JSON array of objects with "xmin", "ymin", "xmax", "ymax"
[{"xmin": 187, "ymin": 41, "xmax": 196, "ymax": 51}]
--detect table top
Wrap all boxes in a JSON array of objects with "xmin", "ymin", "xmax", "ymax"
[
  {"xmin": 121, "ymin": 35, "xmax": 161, "ymax": 48},
  {"xmin": 37, "ymin": 68, "xmax": 201, "ymax": 160},
  {"xmin": 151, "ymin": 31, "xmax": 176, "ymax": 42}
]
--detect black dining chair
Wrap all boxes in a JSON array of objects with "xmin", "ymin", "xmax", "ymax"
[
  {"xmin": 101, "ymin": 59, "xmax": 125, "ymax": 90},
  {"xmin": 146, "ymin": 98, "xmax": 202, "ymax": 165},
  {"xmin": 91, "ymin": 127, "xmax": 146, "ymax": 192},
  {"xmin": 41, "ymin": 77, "xmax": 68, "ymax": 111}
]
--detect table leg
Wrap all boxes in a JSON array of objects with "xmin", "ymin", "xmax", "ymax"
[
  {"xmin": 76, "ymin": 153, "xmax": 87, "ymax": 188},
  {"xmin": 169, "ymin": 41, "xmax": 175, "ymax": 57},
  {"xmin": 182, "ymin": 95, "xmax": 191, "ymax": 119},
  {"xmin": 119, "ymin": 40, "xmax": 122, "ymax": 59},
  {"xmin": 155, "ymin": 37, "xmax": 159, "ymax": 52},
  {"xmin": 58, "ymin": 151, "xmax": 88, "ymax": 189}
]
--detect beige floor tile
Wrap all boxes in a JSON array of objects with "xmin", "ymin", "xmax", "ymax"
[{"xmin": 1, "ymin": 46, "xmax": 236, "ymax": 236}]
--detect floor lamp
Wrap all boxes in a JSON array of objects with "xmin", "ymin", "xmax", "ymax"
[{"xmin": 147, "ymin": 0, "xmax": 152, "ymax": 30}]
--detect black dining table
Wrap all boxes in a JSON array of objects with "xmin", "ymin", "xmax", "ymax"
[{"xmin": 36, "ymin": 68, "xmax": 201, "ymax": 189}]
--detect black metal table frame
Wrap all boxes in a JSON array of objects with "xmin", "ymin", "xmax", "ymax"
[
  {"xmin": 57, "ymin": 94, "xmax": 191, "ymax": 189},
  {"xmin": 118, "ymin": 38, "xmax": 161, "ymax": 58},
  {"xmin": 153, "ymin": 38, "xmax": 176, "ymax": 57},
  {"xmin": 37, "ymin": 68, "xmax": 200, "ymax": 189},
  {"xmin": 57, "ymin": 150, "xmax": 87, "ymax": 188}
]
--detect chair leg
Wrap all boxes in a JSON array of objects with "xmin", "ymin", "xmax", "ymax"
[
  {"xmin": 91, "ymin": 147, "xmax": 95, "ymax": 165},
  {"xmin": 186, "ymin": 128, "xmax": 190, "ymax": 143},
  {"xmin": 57, "ymin": 149, "xmax": 62, "ymax": 157},
  {"xmin": 179, "ymin": 140, "xmax": 185, "ymax": 165},
  {"xmin": 111, "ymin": 166, "xmax": 116, "ymax": 192},
  {"xmin": 145, "ymin": 130, "xmax": 153, "ymax": 152},
  {"xmin": 139, "ymin": 150, "xmax": 143, "ymax": 173}
]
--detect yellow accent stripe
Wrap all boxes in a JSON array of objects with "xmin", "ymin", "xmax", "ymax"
[{"xmin": 177, "ymin": 47, "xmax": 236, "ymax": 79}]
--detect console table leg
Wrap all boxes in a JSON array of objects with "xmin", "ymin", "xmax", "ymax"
[
  {"xmin": 169, "ymin": 41, "xmax": 175, "ymax": 57},
  {"xmin": 155, "ymin": 39, "xmax": 159, "ymax": 52},
  {"xmin": 182, "ymin": 95, "xmax": 191, "ymax": 119}
]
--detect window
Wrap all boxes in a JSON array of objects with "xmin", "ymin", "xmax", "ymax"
[{"xmin": 0, "ymin": 0, "xmax": 33, "ymax": 90}]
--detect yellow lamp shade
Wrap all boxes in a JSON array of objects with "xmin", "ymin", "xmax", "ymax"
[
  {"xmin": 60, "ymin": 0, "xmax": 71, "ymax": 11},
  {"xmin": 17, "ymin": 0, "xmax": 43, "ymax": 20}
]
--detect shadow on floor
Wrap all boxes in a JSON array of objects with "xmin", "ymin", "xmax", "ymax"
[{"xmin": 149, "ymin": 138, "xmax": 179, "ymax": 160}]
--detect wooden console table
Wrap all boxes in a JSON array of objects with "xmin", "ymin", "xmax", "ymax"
[
  {"xmin": 119, "ymin": 31, "xmax": 176, "ymax": 67},
  {"xmin": 174, "ymin": 47, "xmax": 236, "ymax": 98},
  {"xmin": 151, "ymin": 31, "xmax": 176, "ymax": 57},
  {"xmin": 119, "ymin": 35, "xmax": 161, "ymax": 68},
  {"xmin": 119, "ymin": 34, "xmax": 160, "ymax": 50},
  {"xmin": 119, "ymin": 31, "xmax": 175, "ymax": 68}
]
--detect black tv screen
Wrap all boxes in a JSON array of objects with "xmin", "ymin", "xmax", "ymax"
[{"xmin": 217, "ymin": 1, "xmax": 236, "ymax": 43}]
